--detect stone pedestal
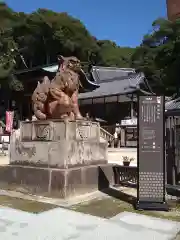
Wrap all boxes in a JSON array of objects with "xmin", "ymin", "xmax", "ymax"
[
  {"xmin": 4, "ymin": 120, "xmax": 114, "ymax": 198},
  {"xmin": 0, "ymin": 164, "xmax": 114, "ymax": 198},
  {"xmin": 10, "ymin": 120, "xmax": 107, "ymax": 168}
]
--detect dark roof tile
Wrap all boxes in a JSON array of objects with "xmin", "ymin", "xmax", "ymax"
[
  {"xmin": 165, "ymin": 97, "xmax": 180, "ymax": 110},
  {"xmin": 91, "ymin": 66, "xmax": 135, "ymax": 83},
  {"xmin": 79, "ymin": 72, "xmax": 145, "ymax": 99}
]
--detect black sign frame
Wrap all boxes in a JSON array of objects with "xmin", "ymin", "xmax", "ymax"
[{"xmin": 136, "ymin": 95, "xmax": 168, "ymax": 211}]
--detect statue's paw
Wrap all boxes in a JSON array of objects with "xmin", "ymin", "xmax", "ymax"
[
  {"xmin": 60, "ymin": 114, "xmax": 71, "ymax": 121},
  {"xmin": 75, "ymin": 115, "xmax": 84, "ymax": 120}
]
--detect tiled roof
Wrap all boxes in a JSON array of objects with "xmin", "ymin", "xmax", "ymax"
[
  {"xmin": 79, "ymin": 72, "xmax": 145, "ymax": 99},
  {"xmin": 165, "ymin": 97, "xmax": 180, "ymax": 110},
  {"xmin": 90, "ymin": 66, "xmax": 135, "ymax": 83}
]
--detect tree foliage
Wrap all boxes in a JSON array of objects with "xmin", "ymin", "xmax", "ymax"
[
  {"xmin": 131, "ymin": 18, "xmax": 180, "ymax": 95},
  {"xmin": 97, "ymin": 40, "xmax": 135, "ymax": 67},
  {"xmin": 0, "ymin": 2, "xmax": 135, "ymax": 92},
  {"xmin": 2, "ymin": 3, "xmax": 180, "ymax": 96}
]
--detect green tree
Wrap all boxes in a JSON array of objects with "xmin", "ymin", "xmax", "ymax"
[
  {"xmin": 0, "ymin": 2, "xmax": 136, "ymax": 86},
  {"xmin": 131, "ymin": 18, "xmax": 180, "ymax": 95},
  {"xmin": 0, "ymin": 3, "xmax": 24, "ymax": 91},
  {"xmin": 97, "ymin": 40, "xmax": 135, "ymax": 67}
]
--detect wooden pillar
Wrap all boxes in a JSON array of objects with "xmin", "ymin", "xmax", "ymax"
[
  {"xmin": 120, "ymin": 127, "xmax": 125, "ymax": 147},
  {"xmin": 130, "ymin": 101, "xmax": 134, "ymax": 118}
]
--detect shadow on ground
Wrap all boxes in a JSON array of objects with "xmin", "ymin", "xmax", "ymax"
[{"xmin": 98, "ymin": 166, "xmax": 136, "ymax": 208}]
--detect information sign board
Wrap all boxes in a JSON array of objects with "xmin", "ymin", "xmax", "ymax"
[{"xmin": 137, "ymin": 95, "xmax": 168, "ymax": 210}]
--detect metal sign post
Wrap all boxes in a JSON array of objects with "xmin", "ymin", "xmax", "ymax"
[{"xmin": 136, "ymin": 95, "xmax": 168, "ymax": 211}]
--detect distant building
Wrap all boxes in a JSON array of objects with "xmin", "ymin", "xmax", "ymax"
[
  {"xmin": 0, "ymin": 64, "xmax": 153, "ymax": 144},
  {"xmin": 167, "ymin": 0, "xmax": 180, "ymax": 21},
  {"xmin": 43, "ymin": 65, "xmax": 153, "ymax": 124}
]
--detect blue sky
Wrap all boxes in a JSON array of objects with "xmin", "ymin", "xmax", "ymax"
[{"xmin": 5, "ymin": 0, "xmax": 167, "ymax": 47}]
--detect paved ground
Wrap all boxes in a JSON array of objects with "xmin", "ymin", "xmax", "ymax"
[
  {"xmin": 107, "ymin": 147, "xmax": 137, "ymax": 166},
  {"xmin": 0, "ymin": 206, "xmax": 179, "ymax": 239},
  {"xmin": 1, "ymin": 146, "xmax": 177, "ymax": 239},
  {"xmin": 0, "ymin": 155, "xmax": 9, "ymax": 165},
  {"xmin": 0, "ymin": 149, "xmax": 9, "ymax": 165}
]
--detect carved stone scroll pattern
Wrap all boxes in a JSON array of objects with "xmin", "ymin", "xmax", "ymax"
[
  {"xmin": 15, "ymin": 139, "xmax": 36, "ymax": 158},
  {"xmin": 76, "ymin": 124, "xmax": 91, "ymax": 140},
  {"xmin": 35, "ymin": 125, "xmax": 51, "ymax": 140}
]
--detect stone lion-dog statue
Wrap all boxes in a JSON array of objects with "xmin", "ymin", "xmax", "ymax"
[{"xmin": 32, "ymin": 56, "xmax": 86, "ymax": 120}]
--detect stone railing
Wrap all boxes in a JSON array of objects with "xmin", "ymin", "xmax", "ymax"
[{"xmin": 100, "ymin": 127, "xmax": 114, "ymax": 143}]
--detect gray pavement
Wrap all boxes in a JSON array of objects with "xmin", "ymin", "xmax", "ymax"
[
  {"xmin": 107, "ymin": 147, "xmax": 137, "ymax": 166},
  {"xmin": 0, "ymin": 145, "xmax": 178, "ymax": 239},
  {"xmin": 0, "ymin": 206, "xmax": 179, "ymax": 239}
]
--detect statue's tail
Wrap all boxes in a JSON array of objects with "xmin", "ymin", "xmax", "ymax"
[
  {"xmin": 32, "ymin": 76, "xmax": 51, "ymax": 120},
  {"xmin": 41, "ymin": 76, "xmax": 51, "ymax": 94},
  {"xmin": 32, "ymin": 108, "xmax": 47, "ymax": 120}
]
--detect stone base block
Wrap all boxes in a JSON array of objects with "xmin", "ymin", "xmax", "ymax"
[
  {"xmin": 0, "ymin": 164, "xmax": 115, "ymax": 199},
  {"xmin": 10, "ymin": 120, "xmax": 108, "ymax": 168},
  {"xmin": 10, "ymin": 140, "xmax": 107, "ymax": 168}
]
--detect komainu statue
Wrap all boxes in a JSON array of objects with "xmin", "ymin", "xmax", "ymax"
[{"xmin": 32, "ymin": 56, "xmax": 87, "ymax": 120}]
